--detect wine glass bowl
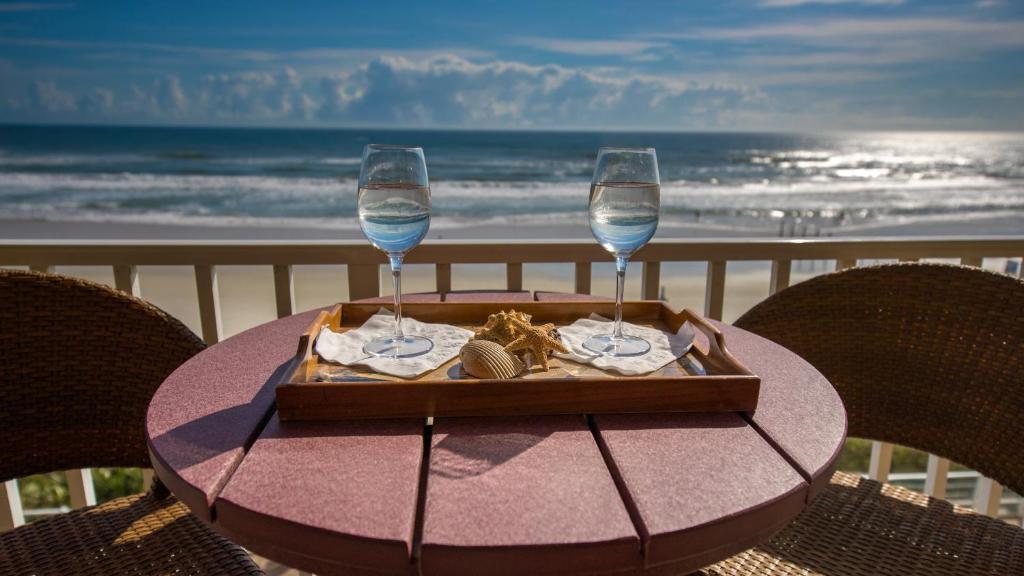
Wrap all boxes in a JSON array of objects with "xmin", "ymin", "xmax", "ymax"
[
  {"xmin": 584, "ymin": 147, "xmax": 660, "ymax": 357},
  {"xmin": 358, "ymin": 185, "xmax": 431, "ymax": 254},
  {"xmin": 357, "ymin": 144, "xmax": 434, "ymax": 358},
  {"xmin": 589, "ymin": 182, "xmax": 660, "ymax": 256}
]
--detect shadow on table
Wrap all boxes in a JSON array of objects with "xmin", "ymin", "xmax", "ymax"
[
  {"xmin": 149, "ymin": 356, "xmax": 293, "ymax": 471},
  {"xmin": 265, "ymin": 416, "xmax": 424, "ymax": 440},
  {"xmin": 149, "ymin": 354, "xmax": 303, "ymax": 471},
  {"xmin": 151, "ymin": 403, "xmax": 265, "ymax": 471},
  {"xmin": 430, "ymin": 430, "xmax": 549, "ymax": 479},
  {"xmin": 429, "ymin": 416, "xmax": 583, "ymax": 479}
]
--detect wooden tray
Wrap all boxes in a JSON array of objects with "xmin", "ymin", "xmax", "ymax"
[{"xmin": 275, "ymin": 301, "xmax": 759, "ymax": 420}]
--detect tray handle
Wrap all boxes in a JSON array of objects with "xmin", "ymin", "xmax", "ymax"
[
  {"xmin": 292, "ymin": 305, "xmax": 341, "ymax": 382},
  {"xmin": 681, "ymin": 308, "xmax": 753, "ymax": 376}
]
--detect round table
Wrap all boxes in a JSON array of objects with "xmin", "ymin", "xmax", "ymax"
[{"xmin": 146, "ymin": 296, "xmax": 846, "ymax": 576}]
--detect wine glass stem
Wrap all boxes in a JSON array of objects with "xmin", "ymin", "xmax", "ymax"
[
  {"xmin": 389, "ymin": 254, "xmax": 405, "ymax": 340},
  {"xmin": 613, "ymin": 256, "xmax": 627, "ymax": 340}
]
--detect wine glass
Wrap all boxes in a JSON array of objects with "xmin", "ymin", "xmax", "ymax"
[
  {"xmin": 357, "ymin": 144, "xmax": 433, "ymax": 358},
  {"xmin": 583, "ymin": 147, "xmax": 660, "ymax": 357}
]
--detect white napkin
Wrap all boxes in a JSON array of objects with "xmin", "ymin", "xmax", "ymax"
[
  {"xmin": 315, "ymin": 311, "xmax": 473, "ymax": 379},
  {"xmin": 554, "ymin": 314, "xmax": 695, "ymax": 376}
]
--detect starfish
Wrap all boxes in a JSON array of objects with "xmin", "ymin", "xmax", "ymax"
[
  {"xmin": 474, "ymin": 310, "xmax": 532, "ymax": 347},
  {"xmin": 504, "ymin": 318, "xmax": 568, "ymax": 371}
]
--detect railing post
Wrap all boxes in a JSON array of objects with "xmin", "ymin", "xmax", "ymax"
[
  {"xmin": 348, "ymin": 264, "xmax": 380, "ymax": 301},
  {"xmin": 194, "ymin": 264, "xmax": 223, "ymax": 344},
  {"xmin": 641, "ymin": 261, "xmax": 661, "ymax": 300},
  {"xmin": 574, "ymin": 262, "xmax": 591, "ymax": 295},
  {"xmin": 961, "ymin": 256, "xmax": 983, "ymax": 268},
  {"xmin": 769, "ymin": 259, "xmax": 791, "ymax": 295},
  {"xmin": 273, "ymin": 265, "xmax": 295, "ymax": 318},
  {"xmin": 142, "ymin": 469, "xmax": 155, "ymax": 492},
  {"xmin": 113, "ymin": 264, "xmax": 141, "ymax": 296},
  {"xmin": 975, "ymin": 477, "xmax": 1004, "ymax": 518},
  {"xmin": 924, "ymin": 455, "xmax": 950, "ymax": 498},
  {"xmin": 435, "ymin": 263, "xmax": 451, "ymax": 294},
  {"xmin": 507, "ymin": 263, "xmax": 523, "ymax": 292},
  {"xmin": 868, "ymin": 441, "xmax": 893, "ymax": 482},
  {"xmin": 65, "ymin": 469, "xmax": 97, "ymax": 508},
  {"xmin": 1, "ymin": 480, "xmax": 24, "ymax": 531},
  {"xmin": 704, "ymin": 261, "xmax": 727, "ymax": 321}
]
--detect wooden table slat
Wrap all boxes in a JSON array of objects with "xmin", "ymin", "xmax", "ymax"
[
  {"xmin": 593, "ymin": 412, "xmax": 808, "ymax": 570},
  {"xmin": 420, "ymin": 415, "xmax": 640, "ymax": 576},
  {"xmin": 215, "ymin": 415, "xmax": 425, "ymax": 575},
  {"xmin": 717, "ymin": 324, "xmax": 847, "ymax": 499},
  {"xmin": 146, "ymin": 309, "xmax": 322, "ymax": 520}
]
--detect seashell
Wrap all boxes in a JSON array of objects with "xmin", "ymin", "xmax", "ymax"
[{"xmin": 460, "ymin": 340, "xmax": 524, "ymax": 379}]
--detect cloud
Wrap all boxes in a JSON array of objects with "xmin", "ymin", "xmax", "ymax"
[
  {"xmin": 510, "ymin": 37, "xmax": 666, "ymax": 57},
  {"xmin": 663, "ymin": 17, "xmax": 1024, "ymax": 46},
  {"xmin": 759, "ymin": 0, "xmax": 902, "ymax": 6},
  {"xmin": 29, "ymin": 80, "xmax": 76, "ymax": 112},
  {"xmin": 7, "ymin": 79, "xmax": 112, "ymax": 119},
  {"xmin": 2, "ymin": 51, "xmax": 1018, "ymax": 131},
  {"xmin": 200, "ymin": 67, "xmax": 313, "ymax": 119},
  {"xmin": 128, "ymin": 76, "xmax": 188, "ymax": 116},
  {"xmin": 739, "ymin": 47, "xmax": 931, "ymax": 68},
  {"xmin": 317, "ymin": 55, "xmax": 754, "ymax": 128},
  {"xmin": 0, "ymin": 3, "xmax": 72, "ymax": 12},
  {"xmin": 0, "ymin": 35, "xmax": 491, "ymax": 69},
  {"xmin": 154, "ymin": 76, "xmax": 187, "ymax": 114},
  {"xmin": 76, "ymin": 87, "xmax": 114, "ymax": 115},
  {"xmin": 290, "ymin": 47, "xmax": 492, "ymax": 62},
  {"xmin": 651, "ymin": 16, "xmax": 1024, "ymax": 74},
  {"xmin": 744, "ymin": 68, "xmax": 893, "ymax": 85},
  {"xmin": 974, "ymin": 0, "xmax": 1005, "ymax": 7}
]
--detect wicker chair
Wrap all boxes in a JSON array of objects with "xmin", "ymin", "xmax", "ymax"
[
  {"xmin": 0, "ymin": 270, "xmax": 263, "ymax": 576},
  {"xmin": 701, "ymin": 263, "xmax": 1024, "ymax": 576}
]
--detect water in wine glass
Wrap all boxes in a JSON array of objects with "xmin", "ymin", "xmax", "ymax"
[
  {"xmin": 358, "ymin": 183, "xmax": 431, "ymax": 254},
  {"xmin": 589, "ymin": 182, "xmax": 660, "ymax": 256}
]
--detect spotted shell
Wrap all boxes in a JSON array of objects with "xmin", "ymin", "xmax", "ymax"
[{"xmin": 460, "ymin": 340, "xmax": 524, "ymax": 379}]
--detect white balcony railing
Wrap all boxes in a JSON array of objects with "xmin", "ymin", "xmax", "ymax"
[{"xmin": 1, "ymin": 236, "xmax": 1022, "ymax": 529}]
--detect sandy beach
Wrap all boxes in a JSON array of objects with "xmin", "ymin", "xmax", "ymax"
[{"xmin": 3, "ymin": 215, "xmax": 1021, "ymax": 338}]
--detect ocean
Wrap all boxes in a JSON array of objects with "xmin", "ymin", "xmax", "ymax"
[{"xmin": 1, "ymin": 125, "xmax": 1022, "ymax": 236}]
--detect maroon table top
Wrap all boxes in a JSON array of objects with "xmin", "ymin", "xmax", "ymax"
[{"xmin": 147, "ymin": 291, "xmax": 846, "ymax": 576}]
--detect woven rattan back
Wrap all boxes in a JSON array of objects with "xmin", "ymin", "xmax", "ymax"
[
  {"xmin": 0, "ymin": 269, "xmax": 205, "ymax": 482},
  {"xmin": 735, "ymin": 263, "xmax": 1024, "ymax": 494}
]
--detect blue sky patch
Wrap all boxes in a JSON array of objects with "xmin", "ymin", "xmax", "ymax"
[{"xmin": 0, "ymin": 0, "xmax": 1021, "ymax": 130}]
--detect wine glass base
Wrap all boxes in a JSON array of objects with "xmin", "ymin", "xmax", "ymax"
[
  {"xmin": 582, "ymin": 334, "xmax": 651, "ymax": 357},
  {"xmin": 363, "ymin": 335, "xmax": 433, "ymax": 358}
]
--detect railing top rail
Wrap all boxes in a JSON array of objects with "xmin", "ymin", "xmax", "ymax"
[{"xmin": 1, "ymin": 236, "xmax": 1021, "ymax": 266}]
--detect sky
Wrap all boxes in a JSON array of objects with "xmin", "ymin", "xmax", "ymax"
[{"xmin": 0, "ymin": 0, "xmax": 1022, "ymax": 132}]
